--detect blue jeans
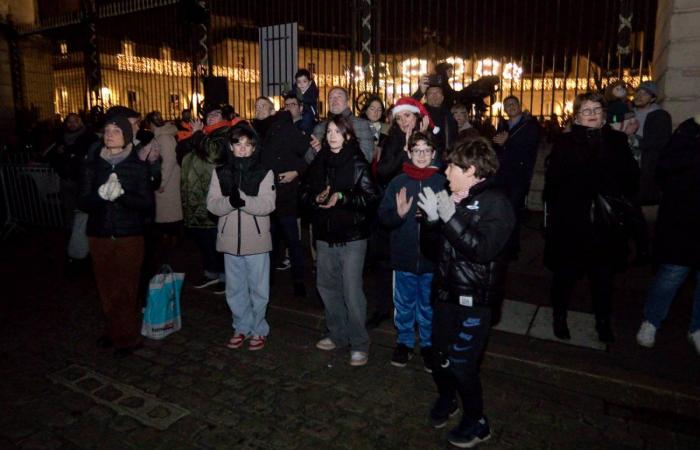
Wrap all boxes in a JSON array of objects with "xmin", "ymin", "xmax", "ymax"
[
  {"xmin": 643, "ymin": 264, "xmax": 700, "ymax": 333},
  {"xmin": 393, "ymin": 271, "xmax": 433, "ymax": 348},
  {"xmin": 224, "ymin": 252, "xmax": 270, "ymax": 337}
]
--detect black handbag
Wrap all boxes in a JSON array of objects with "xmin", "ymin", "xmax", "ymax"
[{"xmin": 592, "ymin": 194, "xmax": 645, "ymax": 234}]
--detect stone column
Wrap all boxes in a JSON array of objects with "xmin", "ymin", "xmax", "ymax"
[{"xmin": 653, "ymin": 0, "xmax": 700, "ymax": 127}]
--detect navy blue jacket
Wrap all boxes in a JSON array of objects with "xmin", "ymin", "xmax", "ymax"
[
  {"xmin": 378, "ymin": 170, "xmax": 446, "ymax": 274},
  {"xmin": 493, "ymin": 114, "xmax": 541, "ymax": 195}
]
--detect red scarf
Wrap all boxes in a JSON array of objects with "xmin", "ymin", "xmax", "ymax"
[{"xmin": 402, "ymin": 162, "xmax": 439, "ymax": 180}]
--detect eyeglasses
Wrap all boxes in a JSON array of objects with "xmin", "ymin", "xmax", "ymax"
[
  {"xmin": 579, "ymin": 107, "xmax": 604, "ymax": 116},
  {"xmin": 410, "ymin": 149, "xmax": 433, "ymax": 156}
]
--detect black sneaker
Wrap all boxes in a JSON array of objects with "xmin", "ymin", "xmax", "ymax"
[
  {"xmin": 447, "ymin": 417, "xmax": 491, "ymax": 448},
  {"xmin": 212, "ymin": 281, "xmax": 226, "ymax": 295},
  {"xmin": 193, "ymin": 277, "xmax": 218, "ymax": 289},
  {"xmin": 420, "ymin": 346, "xmax": 434, "ymax": 373},
  {"xmin": 390, "ymin": 344, "xmax": 412, "ymax": 367},
  {"xmin": 429, "ymin": 396, "xmax": 459, "ymax": 429},
  {"xmin": 275, "ymin": 258, "xmax": 291, "ymax": 271}
]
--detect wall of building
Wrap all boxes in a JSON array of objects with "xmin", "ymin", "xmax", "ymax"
[{"xmin": 654, "ymin": 0, "xmax": 700, "ymax": 127}]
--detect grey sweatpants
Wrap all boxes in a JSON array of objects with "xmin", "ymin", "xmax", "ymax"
[{"xmin": 316, "ymin": 239, "xmax": 370, "ymax": 352}]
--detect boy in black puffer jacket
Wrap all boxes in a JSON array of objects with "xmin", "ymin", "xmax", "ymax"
[{"xmin": 417, "ymin": 137, "xmax": 514, "ymax": 448}]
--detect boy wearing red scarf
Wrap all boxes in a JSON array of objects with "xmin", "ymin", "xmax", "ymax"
[{"xmin": 378, "ymin": 132, "xmax": 446, "ymax": 371}]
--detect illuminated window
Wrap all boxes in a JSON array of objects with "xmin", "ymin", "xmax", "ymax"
[
  {"xmin": 122, "ymin": 40, "xmax": 134, "ymax": 57},
  {"xmin": 59, "ymin": 41, "xmax": 68, "ymax": 55},
  {"xmin": 127, "ymin": 90, "xmax": 138, "ymax": 109},
  {"xmin": 161, "ymin": 46, "xmax": 172, "ymax": 60},
  {"xmin": 170, "ymin": 93, "xmax": 180, "ymax": 112}
]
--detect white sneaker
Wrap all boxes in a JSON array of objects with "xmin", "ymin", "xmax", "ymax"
[
  {"xmin": 688, "ymin": 330, "xmax": 700, "ymax": 355},
  {"xmin": 636, "ymin": 321, "xmax": 657, "ymax": 348},
  {"xmin": 316, "ymin": 337, "xmax": 336, "ymax": 351},
  {"xmin": 350, "ymin": 351, "xmax": 368, "ymax": 366}
]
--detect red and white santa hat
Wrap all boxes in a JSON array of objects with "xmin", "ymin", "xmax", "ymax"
[{"xmin": 392, "ymin": 97, "xmax": 439, "ymax": 134}]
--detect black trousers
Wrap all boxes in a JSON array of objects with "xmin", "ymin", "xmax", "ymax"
[
  {"xmin": 432, "ymin": 302, "xmax": 491, "ymax": 424},
  {"xmin": 550, "ymin": 261, "xmax": 614, "ymax": 322}
]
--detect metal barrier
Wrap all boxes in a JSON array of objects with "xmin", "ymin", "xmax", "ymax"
[{"xmin": 0, "ymin": 162, "xmax": 64, "ymax": 239}]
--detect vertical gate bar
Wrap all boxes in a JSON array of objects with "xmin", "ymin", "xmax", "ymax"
[{"xmin": 573, "ymin": 0, "xmax": 583, "ymax": 96}]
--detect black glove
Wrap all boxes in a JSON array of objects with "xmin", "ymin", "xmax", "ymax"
[{"xmin": 229, "ymin": 187, "xmax": 245, "ymax": 208}]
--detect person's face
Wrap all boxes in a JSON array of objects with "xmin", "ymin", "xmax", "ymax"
[
  {"xmin": 451, "ymin": 107, "xmax": 468, "ymax": 128},
  {"xmin": 255, "ymin": 100, "xmax": 273, "ymax": 120},
  {"xmin": 326, "ymin": 122, "xmax": 346, "ymax": 151},
  {"xmin": 396, "ymin": 111, "xmax": 417, "ymax": 133},
  {"xmin": 328, "ymin": 89, "xmax": 348, "ymax": 115},
  {"xmin": 425, "ymin": 86, "xmax": 444, "ymax": 107},
  {"xmin": 296, "ymin": 75, "xmax": 310, "ymax": 92},
  {"xmin": 576, "ymin": 100, "xmax": 605, "ymax": 129},
  {"xmin": 504, "ymin": 99, "xmax": 522, "ymax": 119},
  {"xmin": 633, "ymin": 89, "xmax": 654, "ymax": 108},
  {"xmin": 445, "ymin": 163, "xmax": 474, "ymax": 193},
  {"xmin": 285, "ymin": 98, "xmax": 302, "ymax": 120},
  {"xmin": 612, "ymin": 85, "xmax": 627, "ymax": 99},
  {"xmin": 65, "ymin": 115, "xmax": 81, "ymax": 132},
  {"xmin": 365, "ymin": 100, "xmax": 383, "ymax": 123},
  {"xmin": 409, "ymin": 140, "xmax": 435, "ymax": 169},
  {"xmin": 103, "ymin": 124, "xmax": 125, "ymax": 149},
  {"xmin": 127, "ymin": 117, "xmax": 140, "ymax": 135},
  {"xmin": 206, "ymin": 110, "xmax": 223, "ymax": 126},
  {"xmin": 232, "ymin": 135, "xmax": 254, "ymax": 158}
]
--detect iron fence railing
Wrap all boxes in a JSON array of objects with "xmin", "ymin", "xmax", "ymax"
[{"xmin": 11, "ymin": 0, "xmax": 656, "ymax": 124}]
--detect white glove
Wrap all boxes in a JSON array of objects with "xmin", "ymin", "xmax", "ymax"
[
  {"xmin": 417, "ymin": 186, "xmax": 439, "ymax": 222},
  {"xmin": 436, "ymin": 189, "xmax": 456, "ymax": 223},
  {"xmin": 98, "ymin": 173, "xmax": 125, "ymax": 201}
]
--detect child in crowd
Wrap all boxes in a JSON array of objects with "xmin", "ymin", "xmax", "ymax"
[
  {"xmin": 207, "ymin": 124, "xmax": 276, "ymax": 351},
  {"xmin": 288, "ymin": 69, "xmax": 319, "ymax": 131},
  {"xmin": 417, "ymin": 137, "xmax": 514, "ymax": 448},
  {"xmin": 377, "ymin": 132, "xmax": 445, "ymax": 372}
]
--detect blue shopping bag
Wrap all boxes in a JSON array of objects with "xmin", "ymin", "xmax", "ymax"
[{"xmin": 141, "ymin": 265, "xmax": 185, "ymax": 340}]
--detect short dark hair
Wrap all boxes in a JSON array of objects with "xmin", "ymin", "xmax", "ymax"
[
  {"xmin": 230, "ymin": 125, "xmax": 258, "ymax": 147},
  {"xmin": 447, "ymin": 136, "xmax": 499, "ymax": 179},
  {"xmin": 451, "ymin": 102, "xmax": 468, "ymax": 112},
  {"xmin": 283, "ymin": 93, "xmax": 300, "ymax": 105},
  {"xmin": 502, "ymin": 95, "xmax": 520, "ymax": 105},
  {"xmin": 295, "ymin": 69, "xmax": 312, "ymax": 80},
  {"xmin": 408, "ymin": 132, "xmax": 436, "ymax": 151},
  {"xmin": 144, "ymin": 110, "xmax": 165, "ymax": 128},
  {"xmin": 573, "ymin": 92, "xmax": 606, "ymax": 116}
]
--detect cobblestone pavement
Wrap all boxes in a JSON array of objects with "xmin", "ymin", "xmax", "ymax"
[{"xmin": 1, "ymin": 232, "xmax": 699, "ymax": 449}]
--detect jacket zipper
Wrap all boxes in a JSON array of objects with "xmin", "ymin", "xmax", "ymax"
[
  {"xmin": 221, "ymin": 216, "xmax": 228, "ymax": 234},
  {"xmin": 416, "ymin": 180, "xmax": 422, "ymax": 273},
  {"xmin": 110, "ymin": 164, "xmax": 116, "ymax": 239},
  {"xmin": 253, "ymin": 216, "xmax": 260, "ymax": 235},
  {"xmin": 237, "ymin": 171, "xmax": 243, "ymax": 254}
]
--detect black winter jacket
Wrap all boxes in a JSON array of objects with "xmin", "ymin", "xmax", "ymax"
[
  {"xmin": 543, "ymin": 124, "xmax": 640, "ymax": 271},
  {"xmin": 637, "ymin": 108, "xmax": 672, "ymax": 205},
  {"xmin": 493, "ymin": 114, "xmax": 541, "ymax": 195},
  {"xmin": 78, "ymin": 145, "xmax": 154, "ymax": 238},
  {"xmin": 256, "ymin": 111, "xmax": 310, "ymax": 216},
  {"xmin": 654, "ymin": 118, "xmax": 700, "ymax": 269},
  {"xmin": 300, "ymin": 142, "xmax": 379, "ymax": 244},
  {"xmin": 426, "ymin": 178, "xmax": 514, "ymax": 307}
]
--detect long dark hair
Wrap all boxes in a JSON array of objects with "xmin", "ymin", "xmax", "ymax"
[
  {"xmin": 360, "ymin": 95, "xmax": 386, "ymax": 123},
  {"xmin": 324, "ymin": 114, "xmax": 357, "ymax": 145}
]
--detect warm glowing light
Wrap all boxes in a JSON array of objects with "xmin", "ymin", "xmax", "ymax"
[
  {"xmin": 400, "ymin": 58, "xmax": 428, "ymax": 82},
  {"xmin": 491, "ymin": 101, "xmax": 503, "ymax": 115},
  {"xmin": 564, "ymin": 101, "xmax": 574, "ymax": 114},
  {"xmin": 190, "ymin": 92, "xmax": 203, "ymax": 117},
  {"xmin": 476, "ymin": 58, "xmax": 501, "ymax": 77},
  {"xmin": 503, "ymin": 62, "xmax": 523, "ymax": 81}
]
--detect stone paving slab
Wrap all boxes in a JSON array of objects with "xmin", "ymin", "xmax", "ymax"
[
  {"xmin": 529, "ymin": 305, "xmax": 607, "ymax": 350},
  {"xmin": 48, "ymin": 364, "xmax": 190, "ymax": 431},
  {"xmin": 492, "ymin": 299, "xmax": 538, "ymax": 335}
]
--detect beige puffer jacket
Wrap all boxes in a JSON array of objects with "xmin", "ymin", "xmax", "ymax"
[{"xmin": 206, "ymin": 169, "xmax": 276, "ymax": 256}]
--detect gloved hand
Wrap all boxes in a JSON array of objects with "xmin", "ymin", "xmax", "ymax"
[
  {"xmin": 229, "ymin": 186, "xmax": 245, "ymax": 208},
  {"xmin": 436, "ymin": 189, "xmax": 456, "ymax": 223},
  {"xmin": 417, "ymin": 186, "xmax": 439, "ymax": 222},
  {"xmin": 98, "ymin": 173, "xmax": 124, "ymax": 201}
]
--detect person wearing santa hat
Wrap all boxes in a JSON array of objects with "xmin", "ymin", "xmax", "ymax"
[{"xmin": 376, "ymin": 97, "xmax": 442, "ymax": 190}]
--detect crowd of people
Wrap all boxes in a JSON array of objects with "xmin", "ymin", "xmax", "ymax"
[{"xmin": 39, "ymin": 68, "xmax": 700, "ymax": 448}]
